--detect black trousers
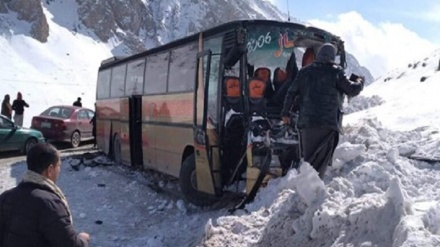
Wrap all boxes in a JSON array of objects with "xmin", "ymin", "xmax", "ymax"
[{"xmin": 299, "ymin": 128, "xmax": 339, "ymax": 178}]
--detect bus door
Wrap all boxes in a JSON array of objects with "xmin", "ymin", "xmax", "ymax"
[
  {"xmin": 193, "ymin": 49, "xmax": 220, "ymax": 195},
  {"xmin": 118, "ymin": 96, "xmax": 144, "ymax": 167},
  {"xmin": 141, "ymin": 97, "xmax": 157, "ymax": 170},
  {"xmin": 128, "ymin": 95, "xmax": 143, "ymax": 167},
  {"xmin": 119, "ymin": 98, "xmax": 131, "ymax": 166}
]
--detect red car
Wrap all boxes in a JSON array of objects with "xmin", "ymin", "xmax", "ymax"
[{"xmin": 31, "ymin": 105, "xmax": 95, "ymax": 148}]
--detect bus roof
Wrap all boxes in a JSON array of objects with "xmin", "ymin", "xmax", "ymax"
[{"xmin": 99, "ymin": 19, "xmax": 342, "ymax": 70}]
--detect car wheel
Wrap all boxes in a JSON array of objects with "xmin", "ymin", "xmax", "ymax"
[
  {"xmin": 70, "ymin": 131, "xmax": 81, "ymax": 148},
  {"xmin": 113, "ymin": 134, "xmax": 122, "ymax": 165},
  {"xmin": 23, "ymin": 138, "xmax": 37, "ymax": 154},
  {"xmin": 179, "ymin": 153, "xmax": 218, "ymax": 207}
]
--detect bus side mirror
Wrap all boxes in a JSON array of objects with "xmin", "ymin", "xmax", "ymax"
[
  {"xmin": 223, "ymin": 44, "xmax": 246, "ymax": 68},
  {"xmin": 223, "ymin": 27, "xmax": 247, "ymax": 68}
]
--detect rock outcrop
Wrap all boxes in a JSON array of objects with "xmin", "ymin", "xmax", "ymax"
[{"xmin": 2, "ymin": 0, "xmax": 49, "ymax": 42}]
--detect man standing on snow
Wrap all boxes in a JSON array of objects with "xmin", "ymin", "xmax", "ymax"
[
  {"xmin": 0, "ymin": 143, "xmax": 90, "ymax": 247},
  {"xmin": 11, "ymin": 92, "xmax": 29, "ymax": 127},
  {"xmin": 281, "ymin": 43, "xmax": 363, "ymax": 178}
]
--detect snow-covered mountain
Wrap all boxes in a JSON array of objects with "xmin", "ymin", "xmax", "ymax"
[
  {"xmin": 0, "ymin": 0, "xmax": 372, "ymax": 88},
  {"xmin": 0, "ymin": 0, "xmax": 373, "ymax": 127},
  {"xmin": 1, "ymin": 0, "xmax": 286, "ymax": 53}
]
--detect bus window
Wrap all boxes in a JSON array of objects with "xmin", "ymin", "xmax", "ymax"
[
  {"xmin": 144, "ymin": 52, "xmax": 169, "ymax": 94},
  {"xmin": 125, "ymin": 59, "xmax": 145, "ymax": 95},
  {"xmin": 246, "ymin": 26, "xmax": 296, "ymax": 79},
  {"xmin": 110, "ymin": 64, "xmax": 127, "ymax": 98},
  {"xmin": 204, "ymin": 36, "xmax": 222, "ymax": 125},
  {"xmin": 97, "ymin": 69, "xmax": 111, "ymax": 99},
  {"xmin": 168, "ymin": 43, "xmax": 197, "ymax": 92}
]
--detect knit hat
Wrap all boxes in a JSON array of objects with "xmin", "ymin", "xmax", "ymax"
[{"xmin": 316, "ymin": 43, "xmax": 336, "ymax": 63}]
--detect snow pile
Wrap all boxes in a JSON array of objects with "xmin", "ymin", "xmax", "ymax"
[
  {"xmin": 201, "ymin": 50, "xmax": 440, "ymax": 247},
  {"xmin": 344, "ymin": 94, "xmax": 385, "ymax": 114},
  {"xmin": 201, "ymin": 117, "xmax": 440, "ymax": 246}
]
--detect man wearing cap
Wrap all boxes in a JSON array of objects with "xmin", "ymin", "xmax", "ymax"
[{"xmin": 281, "ymin": 43, "xmax": 364, "ymax": 178}]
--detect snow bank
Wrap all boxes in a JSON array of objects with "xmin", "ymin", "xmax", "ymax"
[{"xmin": 201, "ymin": 117, "xmax": 440, "ymax": 246}]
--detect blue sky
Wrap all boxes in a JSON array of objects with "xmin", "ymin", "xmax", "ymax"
[{"xmin": 270, "ymin": 0, "xmax": 440, "ymax": 78}]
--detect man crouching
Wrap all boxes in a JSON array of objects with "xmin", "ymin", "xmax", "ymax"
[{"xmin": 0, "ymin": 143, "xmax": 90, "ymax": 246}]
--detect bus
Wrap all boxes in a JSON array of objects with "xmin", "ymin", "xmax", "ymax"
[{"xmin": 95, "ymin": 20, "xmax": 346, "ymax": 206}]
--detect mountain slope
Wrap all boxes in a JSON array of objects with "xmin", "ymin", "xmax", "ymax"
[{"xmin": 345, "ymin": 49, "xmax": 440, "ymax": 130}]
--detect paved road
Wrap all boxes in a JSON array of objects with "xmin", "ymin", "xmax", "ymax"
[{"xmin": 0, "ymin": 142, "xmax": 95, "ymax": 166}]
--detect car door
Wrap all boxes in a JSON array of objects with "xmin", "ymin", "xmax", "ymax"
[
  {"xmin": 0, "ymin": 116, "xmax": 21, "ymax": 152},
  {"xmin": 77, "ymin": 110, "xmax": 92, "ymax": 139}
]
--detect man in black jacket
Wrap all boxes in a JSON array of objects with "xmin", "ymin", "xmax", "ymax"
[
  {"xmin": 73, "ymin": 97, "xmax": 82, "ymax": 107},
  {"xmin": 0, "ymin": 143, "xmax": 90, "ymax": 247},
  {"xmin": 11, "ymin": 92, "xmax": 29, "ymax": 127},
  {"xmin": 281, "ymin": 43, "xmax": 363, "ymax": 178}
]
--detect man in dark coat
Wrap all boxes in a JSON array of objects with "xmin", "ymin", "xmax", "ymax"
[
  {"xmin": 281, "ymin": 43, "xmax": 363, "ymax": 178},
  {"xmin": 11, "ymin": 92, "xmax": 29, "ymax": 126},
  {"xmin": 89, "ymin": 114, "xmax": 96, "ymax": 147},
  {"xmin": 73, "ymin": 97, "xmax": 82, "ymax": 107},
  {"xmin": 0, "ymin": 143, "xmax": 90, "ymax": 247}
]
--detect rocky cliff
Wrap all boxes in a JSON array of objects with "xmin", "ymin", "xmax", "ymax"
[
  {"xmin": 74, "ymin": 0, "xmax": 285, "ymax": 53},
  {"xmin": 1, "ymin": 0, "xmax": 49, "ymax": 42}
]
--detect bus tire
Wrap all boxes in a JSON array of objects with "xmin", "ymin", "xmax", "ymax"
[
  {"xmin": 113, "ymin": 134, "xmax": 122, "ymax": 165},
  {"xmin": 179, "ymin": 153, "xmax": 218, "ymax": 207}
]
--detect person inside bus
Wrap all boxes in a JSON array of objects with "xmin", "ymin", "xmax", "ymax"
[
  {"xmin": 281, "ymin": 43, "xmax": 363, "ymax": 178},
  {"xmin": 302, "ymin": 47, "xmax": 316, "ymax": 67},
  {"xmin": 270, "ymin": 51, "xmax": 298, "ymax": 107},
  {"xmin": 90, "ymin": 113, "xmax": 96, "ymax": 148}
]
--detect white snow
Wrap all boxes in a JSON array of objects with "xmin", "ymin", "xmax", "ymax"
[
  {"xmin": 0, "ymin": 3, "xmax": 112, "ymax": 127},
  {"xmin": 2, "ymin": 2, "xmax": 440, "ymax": 247}
]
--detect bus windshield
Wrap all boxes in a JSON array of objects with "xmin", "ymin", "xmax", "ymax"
[{"xmin": 246, "ymin": 25, "xmax": 296, "ymax": 73}]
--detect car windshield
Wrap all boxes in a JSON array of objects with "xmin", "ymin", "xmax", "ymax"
[{"xmin": 41, "ymin": 107, "xmax": 73, "ymax": 119}]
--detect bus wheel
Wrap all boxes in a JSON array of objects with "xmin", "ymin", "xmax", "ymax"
[
  {"xmin": 179, "ymin": 154, "xmax": 218, "ymax": 207},
  {"xmin": 113, "ymin": 134, "xmax": 122, "ymax": 165}
]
